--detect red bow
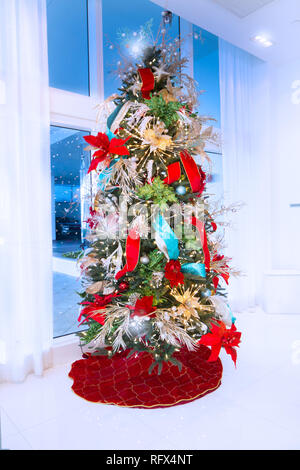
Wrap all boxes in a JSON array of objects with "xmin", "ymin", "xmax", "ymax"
[
  {"xmin": 200, "ymin": 321, "xmax": 241, "ymax": 366},
  {"xmin": 83, "ymin": 132, "xmax": 130, "ymax": 173}
]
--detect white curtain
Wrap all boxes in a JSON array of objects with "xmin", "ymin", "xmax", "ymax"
[
  {"xmin": 219, "ymin": 39, "xmax": 271, "ymax": 312},
  {"xmin": 0, "ymin": 0, "xmax": 53, "ymax": 382}
]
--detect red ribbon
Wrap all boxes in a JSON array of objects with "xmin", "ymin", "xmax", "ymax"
[
  {"xmin": 115, "ymin": 229, "xmax": 140, "ymax": 280},
  {"xmin": 180, "ymin": 150, "xmax": 205, "ymax": 194},
  {"xmin": 138, "ymin": 68, "xmax": 155, "ymax": 99},
  {"xmin": 163, "ymin": 161, "xmax": 181, "ymax": 184},
  {"xmin": 190, "ymin": 216, "xmax": 210, "ymax": 272},
  {"xmin": 211, "ymin": 221, "xmax": 217, "ymax": 232},
  {"xmin": 164, "ymin": 151, "xmax": 206, "ymax": 195}
]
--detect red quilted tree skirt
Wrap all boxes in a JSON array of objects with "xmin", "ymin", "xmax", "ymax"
[{"xmin": 69, "ymin": 345, "xmax": 222, "ymax": 408}]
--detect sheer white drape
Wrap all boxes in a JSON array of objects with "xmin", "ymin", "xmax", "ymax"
[
  {"xmin": 219, "ymin": 39, "xmax": 271, "ymax": 312},
  {"xmin": 0, "ymin": 0, "xmax": 53, "ymax": 382}
]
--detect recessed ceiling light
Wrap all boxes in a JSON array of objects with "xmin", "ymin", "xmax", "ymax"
[{"xmin": 251, "ymin": 35, "xmax": 274, "ymax": 47}]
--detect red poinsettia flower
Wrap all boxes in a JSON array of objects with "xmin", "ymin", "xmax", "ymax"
[
  {"xmin": 164, "ymin": 260, "xmax": 184, "ymax": 288},
  {"xmin": 78, "ymin": 293, "xmax": 119, "ymax": 326},
  {"xmin": 212, "ymin": 254, "xmax": 230, "ymax": 289},
  {"xmin": 83, "ymin": 132, "xmax": 130, "ymax": 173},
  {"xmin": 130, "ymin": 296, "xmax": 157, "ymax": 318},
  {"xmin": 199, "ymin": 321, "xmax": 241, "ymax": 366}
]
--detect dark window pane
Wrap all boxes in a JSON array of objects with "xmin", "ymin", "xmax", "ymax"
[
  {"xmin": 102, "ymin": 0, "xmax": 180, "ymax": 98},
  {"xmin": 193, "ymin": 26, "xmax": 220, "ymax": 125},
  {"xmin": 50, "ymin": 126, "xmax": 90, "ymax": 338},
  {"xmin": 46, "ymin": 0, "xmax": 89, "ymax": 95}
]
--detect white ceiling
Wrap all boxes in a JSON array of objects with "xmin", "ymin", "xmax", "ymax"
[
  {"xmin": 151, "ymin": 0, "xmax": 300, "ymax": 65},
  {"xmin": 211, "ymin": 0, "xmax": 275, "ymax": 19}
]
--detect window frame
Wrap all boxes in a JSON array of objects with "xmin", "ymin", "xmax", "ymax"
[{"xmin": 49, "ymin": 0, "xmax": 104, "ymax": 132}]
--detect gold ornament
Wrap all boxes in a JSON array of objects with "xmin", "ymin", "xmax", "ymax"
[
  {"xmin": 142, "ymin": 123, "xmax": 172, "ymax": 152},
  {"xmin": 158, "ymin": 77, "xmax": 182, "ymax": 103},
  {"xmin": 159, "ymin": 89, "xmax": 177, "ymax": 103},
  {"xmin": 170, "ymin": 286, "xmax": 204, "ymax": 321}
]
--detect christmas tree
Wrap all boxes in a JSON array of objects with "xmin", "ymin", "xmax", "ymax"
[{"xmin": 77, "ymin": 22, "xmax": 241, "ymax": 374}]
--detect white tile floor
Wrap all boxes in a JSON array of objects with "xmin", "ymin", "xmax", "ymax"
[{"xmin": 1, "ymin": 309, "xmax": 300, "ymax": 450}]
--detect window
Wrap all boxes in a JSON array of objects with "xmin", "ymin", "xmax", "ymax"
[
  {"xmin": 50, "ymin": 126, "xmax": 90, "ymax": 337},
  {"xmin": 46, "ymin": 0, "xmax": 90, "ymax": 95},
  {"xmin": 193, "ymin": 26, "xmax": 221, "ymax": 124},
  {"xmin": 193, "ymin": 26, "xmax": 223, "ymax": 203}
]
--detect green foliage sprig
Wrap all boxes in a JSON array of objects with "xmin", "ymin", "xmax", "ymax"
[
  {"xmin": 78, "ymin": 322, "xmax": 102, "ymax": 345},
  {"xmin": 137, "ymin": 177, "xmax": 177, "ymax": 209},
  {"xmin": 62, "ymin": 250, "xmax": 82, "ymax": 259},
  {"xmin": 146, "ymin": 95, "xmax": 181, "ymax": 128}
]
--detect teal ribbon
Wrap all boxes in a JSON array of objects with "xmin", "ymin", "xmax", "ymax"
[
  {"xmin": 227, "ymin": 304, "xmax": 236, "ymax": 324},
  {"xmin": 97, "ymin": 128, "xmax": 117, "ymax": 190},
  {"xmin": 107, "ymin": 103, "xmax": 123, "ymax": 130},
  {"xmin": 97, "ymin": 160, "xmax": 117, "ymax": 191},
  {"xmin": 98, "ymin": 103, "xmax": 126, "ymax": 190},
  {"xmin": 106, "ymin": 126, "xmax": 115, "ymax": 141},
  {"xmin": 153, "ymin": 214, "xmax": 179, "ymax": 260},
  {"xmin": 181, "ymin": 262, "xmax": 206, "ymax": 277}
]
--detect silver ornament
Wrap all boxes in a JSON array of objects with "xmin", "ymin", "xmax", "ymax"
[
  {"xmin": 176, "ymin": 185, "xmax": 186, "ymax": 195},
  {"xmin": 201, "ymin": 288, "xmax": 211, "ymax": 298},
  {"xmin": 128, "ymin": 317, "xmax": 151, "ymax": 338},
  {"xmin": 140, "ymin": 255, "xmax": 150, "ymax": 265}
]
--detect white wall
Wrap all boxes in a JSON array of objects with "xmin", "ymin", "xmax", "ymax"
[
  {"xmin": 263, "ymin": 58, "xmax": 300, "ymax": 314},
  {"xmin": 270, "ymin": 58, "xmax": 300, "ymax": 270}
]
